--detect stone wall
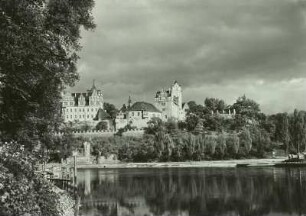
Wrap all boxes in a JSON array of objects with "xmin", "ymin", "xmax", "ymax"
[{"xmin": 55, "ymin": 129, "xmax": 144, "ymax": 138}]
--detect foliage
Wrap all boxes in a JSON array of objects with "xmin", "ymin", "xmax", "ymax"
[
  {"xmin": 91, "ymin": 137, "xmax": 122, "ymax": 158},
  {"xmin": 0, "ymin": 0, "xmax": 95, "ymax": 149},
  {"xmin": 290, "ymin": 110, "xmax": 306, "ymax": 153},
  {"xmin": 239, "ymin": 127, "xmax": 252, "ymax": 155},
  {"xmin": 0, "ymin": 142, "xmax": 61, "ymax": 216},
  {"xmin": 96, "ymin": 121, "xmax": 108, "ymax": 130},
  {"xmin": 185, "ymin": 114, "xmax": 199, "ymax": 131},
  {"xmin": 0, "ymin": 0, "xmax": 95, "ymax": 214},
  {"xmin": 232, "ymin": 95, "xmax": 260, "ymax": 119},
  {"xmin": 216, "ymin": 133, "xmax": 227, "ymax": 158},
  {"xmin": 104, "ymin": 102, "xmax": 118, "ymax": 119},
  {"xmin": 114, "ymin": 124, "xmax": 137, "ymax": 136},
  {"xmin": 226, "ymin": 133, "xmax": 240, "ymax": 156},
  {"xmin": 204, "ymin": 98, "xmax": 226, "ymax": 113}
]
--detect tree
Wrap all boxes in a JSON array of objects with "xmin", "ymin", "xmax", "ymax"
[
  {"xmin": 0, "ymin": 142, "xmax": 63, "ymax": 215},
  {"xmin": 204, "ymin": 98, "xmax": 226, "ymax": 113},
  {"xmin": 232, "ymin": 95, "xmax": 260, "ymax": 119},
  {"xmin": 144, "ymin": 117, "xmax": 164, "ymax": 135},
  {"xmin": 291, "ymin": 110, "xmax": 306, "ymax": 153},
  {"xmin": 0, "ymin": 1, "xmax": 95, "ymax": 215},
  {"xmin": 274, "ymin": 113, "xmax": 290, "ymax": 153},
  {"xmin": 226, "ymin": 133, "xmax": 240, "ymax": 156},
  {"xmin": 104, "ymin": 102, "xmax": 118, "ymax": 119},
  {"xmin": 185, "ymin": 114, "xmax": 199, "ymax": 131},
  {"xmin": 96, "ymin": 121, "xmax": 108, "ymax": 131},
  {"xmin": 216, "ymin": 133, "xmax": 227, "ymax": 158},
  {"xmin": 0, "ymin": 0, "xmax": 95, "ymax": 149},
  {"xmin": 203, "ymin": 114, "xmax": 223, "ymax": 132},
  {"xmin": 187, "ymin": 101, "xmax": 207, "ymax": 117},
  {"xmin": 194, "ymin": 119, "xmax": 204, "ymax": 134},
  {"xmin": 239, "ymin": 127, "xmax": 252, "ymax": 155},
  {"xmin": 205, "ymin": 136, "xmax": 217, "ymax": 156}
]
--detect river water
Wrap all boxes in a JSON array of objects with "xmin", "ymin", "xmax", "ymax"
[{"xmin": 77, "ymin": 167, "xmax": 306, "ymax": 216}]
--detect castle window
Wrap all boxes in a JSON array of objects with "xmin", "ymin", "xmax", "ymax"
[
  {"xmin": 138, "ymin": 112, "xmax": 140, "ymax": 116},
  {"xmin": 162, "ymin": 108, "xmax": 166, "ymax": 111},
  {"xmin": 64, "ymin": 102, "xmax": 68, "ymax": 106},
  {"xmin": 70, "ymin": 115, "xmax": 72, "ymax": 119},
  {"xmin": 70, "ymin": 102, "xmax": 73, "ymax": 106},
  {"xmin": 83, "ymin": 115, "xmax": 85, "ymax": 118},
  {"xmin": 162, "ymin": 102, "xmax": 166, "ymax": 106},
  {"xmin": 87, "ymin": 108, "xmax": 89, "ymax": 112},
  {"xmin": 132, "ymin": 112, "xmax": 134, "ymax": 116},
  {"xmin": 66, "ymin": 115, "xmax": 69, "ymax": 119},
  {"xmin": 70, "ymin": 109, "xmax": 72, "ymax": 112},
  {"xmin": 87, "ymin": 115, "xmax": 89, "ymax": 118},
  {"xmin": 79, "ymin": 108, "xmax": 81, "ymax": 112},
  {"xmin": 83, "ymin": 109, "xmax": 85, "ymax": 112},
  {"xmin": 91, "ymin": 115, "xmax": 94, "ymax": 118},
  {"xmin": 75, "ymin": 108, "xmax": 77, "ymax": 112},
  {"xmin": 79, "ymin": 115, "xmax": 81, "ymax": 118}
]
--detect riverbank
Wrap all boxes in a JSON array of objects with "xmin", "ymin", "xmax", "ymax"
[
  {"xmin": 53, "ymin": 187, "xmax": 75, "ymax": 216},
  {"xmin": 76, "ymin": 157, "xmax": 286, "ymax": 169}
]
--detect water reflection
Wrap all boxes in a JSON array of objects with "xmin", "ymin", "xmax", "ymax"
[{"xmin": 77, "ymin": 167, "xmax": 306, "ymax": 216}]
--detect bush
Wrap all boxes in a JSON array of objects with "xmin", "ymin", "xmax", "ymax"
[{"xmin": 0, "ymin": 142, "xmax": 62, "ymax": 216}]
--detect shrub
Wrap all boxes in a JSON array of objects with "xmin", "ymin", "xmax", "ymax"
[{"xmin": 0, "ymin": 142, "xmax": 62, "ymax": 216}]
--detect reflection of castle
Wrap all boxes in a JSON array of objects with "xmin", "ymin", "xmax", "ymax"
[{"xmin": 78, "ymin": 168, "xmax": 306, "ymax": 216}]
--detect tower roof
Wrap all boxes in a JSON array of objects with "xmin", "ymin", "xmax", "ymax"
[
  {"xmin": 90, "ymin": 79, "xmax": 97, "ymax": 92},
  {"xmin": 94, "ymin": 108, "xmax": 111, "ymax": 121},
  {"xmin": 129, "ymin": 101, "xmax": 161, "ymax": 113}
]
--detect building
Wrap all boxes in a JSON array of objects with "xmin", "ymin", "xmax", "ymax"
[
  {"xmin": 61, "ymin": 82, "xmax": 104, "ymax": 123},
  {"xmin": 212, "ymin": 105, "xmax": 236, "ymax": 119},
  {"xmin": 116, "ymin": 101, "xmax": 162, "ymax": 129},
  {"xmin": 155, "ymin": 81, "xmax": 186, "ymax": 121}
]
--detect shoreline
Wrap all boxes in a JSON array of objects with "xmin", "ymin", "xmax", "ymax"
[{"xmin": 75, "ymin": 158, "xmax": 287, "ymax": 169}]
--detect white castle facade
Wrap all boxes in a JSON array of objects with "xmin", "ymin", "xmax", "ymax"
[
  {"xmin": 60, "ymin": 81, "xmax": 187, "ymax": 131},
  {"xmin": 155, "ymin": 81, "xmax": 187, "ymax": 121},
  {"xmin": 61, "ymin": 83, "xmax": 104, "ymax": 122}
]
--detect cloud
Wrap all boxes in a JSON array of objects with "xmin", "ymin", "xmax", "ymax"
[{"xmin": 71, "ymin": 0, "xmax": 306, "ymax": 113}]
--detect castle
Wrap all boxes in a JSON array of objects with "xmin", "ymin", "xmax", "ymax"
[
  {"xmin": 155, "ymin": 81, "xmax": 187, "ymax": 121},
  {"xmin": 61, "ymin": 82, "xmax": 105, "ymax": 123},
  {"xmin": 61, "ymin": 81, "xmax": 187, "ymax": 131},
  {"xmin": 115, "ymin": 81, "xmax": 187, "ymax": 130}
]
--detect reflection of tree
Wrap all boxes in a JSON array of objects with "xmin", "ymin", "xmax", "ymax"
[{"xmin": 78, "ymin": 168, "xmax": 306, "ymax": 216}]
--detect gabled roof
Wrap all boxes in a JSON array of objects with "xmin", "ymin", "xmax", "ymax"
[
  {"xmin": 129, "ymin": 101, "xmax": 161, "ymax": 113},
  {"xmin": 94, "ymin": 108, "xmax": 111, "ymax": 121}
]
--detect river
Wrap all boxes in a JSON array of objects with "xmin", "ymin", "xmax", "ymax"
[{"xmin": 77, "ymin": 167, "xmax": 306, "ymax": 216}]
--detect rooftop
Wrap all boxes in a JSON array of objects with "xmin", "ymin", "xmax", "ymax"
[{"xmin": 129, "ymin": 101, "xmax": 161, "ymax": 113}]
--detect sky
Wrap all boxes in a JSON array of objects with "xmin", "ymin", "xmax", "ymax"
[{"xmin": 71, "ymin": 0, "xmax": 306, "ymax": 114}]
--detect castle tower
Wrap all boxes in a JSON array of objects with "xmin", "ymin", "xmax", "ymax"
[
  {"xmin": 154, "ymin": 81, "xmax": 185, "ymax": 121},
  {"xmin": 88, "ymin": 80, "xmax": 104, "ymax": 109}
]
